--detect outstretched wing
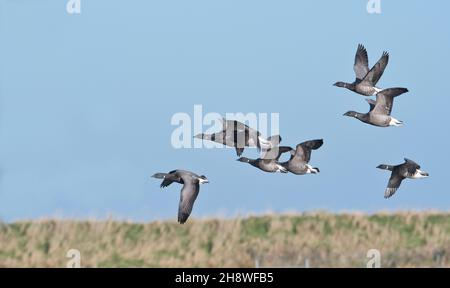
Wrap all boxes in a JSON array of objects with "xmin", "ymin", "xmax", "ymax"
[
  {"xmin": 178, "ymin": 180, "xmax": 200, "ymax": 224},
  {"xmin": 354, "ymin": 44, "xmax": 370, "ymax": 81},
  {"xmin": 384, "ymin": 172, "xmax": 405, "ymax": 199},
  {"xmin": 276, "ymin": 146, "xmax": 293, "ymax": 161},
  {"xmin": 373, "ymin": 88, "xmax": 408, "ymax": 116},
  {"xmin": 223, "ymin": 119, "xmax": 255, "ymax": 134},
  {"xmin": 362, "ymin": 51, "xmax": 389, "ymax": 85},
  {"xmin": 293, "ymin": 139, "xmax": 324, "ymax": 163},
  {"xmin": 223, "ymin": 119, "xmax": 260, "ymax": 148}
]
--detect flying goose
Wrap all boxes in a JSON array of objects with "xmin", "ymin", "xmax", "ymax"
[
  {"xmin": 194, "ymin": 119, "xmax": 282, "ymax": 156},
  {"xmin": 280, "ymin": 139, "xmax": 324, "ymax": 175},
  {"xmin": 152, "ymin": 170, "xmax": 209, "ymax": 224},
  {"xmin": 343, "ymin": 88, "xmax": 409, "ymax": 127},
  {"xmin": 334, "ymin": 44, "xmax": 389, "ymax": 96},
  {"xmin": 237, "ymin": 146, "xmax": 293, "ymax": 173},
  {"xmin": 377, "ymin": 158, "xmax": 429, "ymax": 198}
]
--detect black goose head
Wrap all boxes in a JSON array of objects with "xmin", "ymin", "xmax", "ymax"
[
  {"xmin": 334, "ymin": 81, "xmax": 349, "ymax": 88},
  {"xmin": 343, "ymin": 111, "xmax": 359, "ymax": 118},
  {"xmin": 343, "ymin": 111, "xmax": 370, "ymax": 123},
  {"xmin": 237, "ymin": 157, "xmax": 251, "ymax": 163}
]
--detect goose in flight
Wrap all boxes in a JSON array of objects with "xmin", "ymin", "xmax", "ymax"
[
  {"xmin": 236, "ymin": 146, "xmax": 293, "ymax": 173},
  {"xmin": 280, "ymin": 139, "xmax": 324, "ymax": 175},
  {"xmin": 377, "ymin": 159, "xmax": 429, "ymax": 198},
  {"xmin": 194, "ymin": 118, "xmax": 282, "ymax": 156},
  {"xmin": 343, "ymin": 88, "xmax": 408, "ymax": 127},
  {"xmin": 152, "ymin": 170, "xmax": 209, "ymax": 224},
  {"xmin": 334, "ymin": 44, "xmax": 389, "ymax": 96}
]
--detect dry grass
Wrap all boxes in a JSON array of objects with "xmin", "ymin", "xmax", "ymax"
[{"xmin": 0, "ymin": 212, "xmax": 449, "ymax": 267}]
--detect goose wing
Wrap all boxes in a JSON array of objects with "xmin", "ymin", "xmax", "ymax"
[
  {"xmin": 223, "ymin": 120, "xmax": 260, "ymax": 148},
  {"xmin": 177, "ymin": 175, "xmax": 200, "ymax": 224},
  {"xmin": 276, "ymin": 146, "xmax": 294, "ymax": 161},
  {"xmin": 223, "ymin": 119, "xmax": 254, "ymax": 134},
  {"xmin": 293, "ymin": 139, "xmax": 324, "ymax": 163},
  {"xmin": 384, "ymin": 172, "xmax": 405, "ymax": 199},
  {"xmin": 362, "ymin": 51, "xmax": 389, "ymax": 85},
  {"xmin": 373, "ymin": 88, "xmax": 408, "ymax": 116},
  {"xmin": 354, "ymin": 44, "xmax": 370, "ymax": 81}
]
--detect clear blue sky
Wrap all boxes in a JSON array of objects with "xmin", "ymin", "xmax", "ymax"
[{"xmin": 0, "ymin": 1, "xmax": 449, "ymax": 222}]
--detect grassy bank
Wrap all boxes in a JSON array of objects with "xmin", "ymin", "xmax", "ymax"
[{"xmin": 0, "ymin": 212, "xmax": 449, "ymax": 267}]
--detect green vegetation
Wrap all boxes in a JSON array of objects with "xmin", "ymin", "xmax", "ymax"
[{"xmin": 0, "ymin": 212, "xmax": 449, "ymax": 267}]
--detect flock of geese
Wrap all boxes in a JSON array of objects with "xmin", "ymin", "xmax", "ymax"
[{"xmin": 152, "ymin": 44, "xmax": 429, "ymax": 224}]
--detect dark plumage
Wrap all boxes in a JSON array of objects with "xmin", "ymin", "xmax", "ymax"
[
  {"xmin": 152, "ymin": 170, "xmax": 209, "ymax": 224},
  {"xmin": 343, "ymin": 88, "xmax": 409, "ymax": 127},
  {"xmin": 237, "ymin": 146, "xmax": 293, "ymax": 173},
  {"xmin": 280, "ymin": 139, "xmax": 324, "ymax": 175},
  {"xmin": 334, "ymin": 44, "xmax": 389, "ymax": 96},
  {"xmin": 377, "ymin": 158, "xmax": 429, "ymax": 198},
  {"xmin": 194, "ymin": 118, "xmax": 281, "ymax": 156}
]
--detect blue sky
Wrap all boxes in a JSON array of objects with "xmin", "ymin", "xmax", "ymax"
[{"xmin": 0, "ymin": 1, "xmax": 449, "ymax": 222}]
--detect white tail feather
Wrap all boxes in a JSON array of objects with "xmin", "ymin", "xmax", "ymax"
[{"xmin": 389, "ymin": 117, "xmax": 403, "ymax": 127}]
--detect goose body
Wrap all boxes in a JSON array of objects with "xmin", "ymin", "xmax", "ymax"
[
  {"xmin": 343, "ymin": 88, "xmax": 408, "ymax": 127},
  {"xmin": 334, "ymin": 44, "xmax": 389, "ymax": 96},
  {"xmin": 280, "ymin": 139, "xmax": 323, "ymax": 175},
  {"xmin": 237, "ymin": 157, "xmax": 288, "ymax": 173},
  {"xmin": 194, "ymin": 119, "xmax": 281, "ymax": 156},
  {"xmin": 152, "ymin": 170, "xmax": 209, "ymax": 224},
  {"xmin": 377, "ymin": 159, "xmax": 429, "ymax": 198},
  {"xmin": 237, "ymin": 146, "xmax": 292, "ymax": 173}
]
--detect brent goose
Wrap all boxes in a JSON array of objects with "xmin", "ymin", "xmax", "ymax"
[
  {"xmin": 334, "ymin": 44, "xmax": 389, "ymax": 96},
  {"xmin": 377, "ymin": 158, "xmax": 429, "ymax": 198},
  {"xmin": 194, "ymin": 118, "xmax": 282, "ymax": 156},
  {"xmin": 237, "ymin": 146, "xmax": 293, "ymax": 173},
  {"xmin": 343, "ymin": 88, "xmax": 409, "ymax": 127},
  {"xmin": 152, "ymin": 170, "xmax": 209, "ymax": 224},
  {"xmin": 280, "ymin": 139, "xmax": 324, "ymax": 175}
]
